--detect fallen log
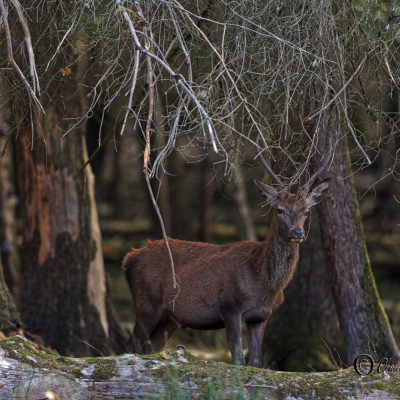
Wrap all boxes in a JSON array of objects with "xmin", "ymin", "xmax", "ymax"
[{"xmin": 0, "ymin": 336, "xmax": 399, "ymax": 399}]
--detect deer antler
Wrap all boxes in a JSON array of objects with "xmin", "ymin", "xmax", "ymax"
[
  {"xmin": 302, "ymin": 136, "xmax": 333, "ymax": 193},
  {"xmin": 256, "ymin": 135, "xmax": 284, "ymax": 188}
]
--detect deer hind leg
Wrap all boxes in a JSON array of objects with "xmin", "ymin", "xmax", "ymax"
[
  {"xmin": 247, "ymin": 320, "xmax": 267, "ymax": 368},
  {"xmin": 224, "ymin": 313, "xmax": 245, "ymax": 365},
  {"xmin": 130, "ymin": 312, "xmax": 162, "ymax": 354},
  {"xmin": 147, "ymin": 317, "xmax": 179, "ymax": 353}
]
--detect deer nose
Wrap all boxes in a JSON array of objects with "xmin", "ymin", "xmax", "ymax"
[{"xmin": 290, "ymin": 228, "xmax": 304, "ymax": 241}]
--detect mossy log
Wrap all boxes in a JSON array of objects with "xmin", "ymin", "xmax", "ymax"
[{"xmin": 1, "ymin": 336, "xmax": 400, "ymax": 399}]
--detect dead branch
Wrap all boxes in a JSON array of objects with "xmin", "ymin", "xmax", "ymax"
[{"xmin": 0, "ymin": 0, "xmax": 43, "ymax": 113}]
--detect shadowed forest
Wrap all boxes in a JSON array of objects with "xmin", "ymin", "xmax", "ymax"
[{"xmin": 1, "ymin": 0, "xmax": 400, "ymax": 398}]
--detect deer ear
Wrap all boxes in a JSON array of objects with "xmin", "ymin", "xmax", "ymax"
[
  {"xmin": 254, "ymin": 178, "xmax": 279, "ymax": 206},
  {"xmin": 307, "ymin": 179, "xmax": 330, "ymax": 206}
]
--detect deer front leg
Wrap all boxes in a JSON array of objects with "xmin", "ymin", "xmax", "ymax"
[
  {"xmin": 247, "ymin": 320, "xmax": 267, "ymax": 367},
  {"xmin": 224, "ymin": 314, "xmax": 245, "ymax": 365}
]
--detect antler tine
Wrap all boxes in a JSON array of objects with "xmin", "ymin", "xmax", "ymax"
[
  {"xmin": 302, "ymin": 136, "xmax": 333, "ymax": 192},
  {"xmin": 256, "ymin": 135, "xmax": 284, "ymax": 187}
]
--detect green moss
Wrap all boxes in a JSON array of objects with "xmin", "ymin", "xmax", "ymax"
[
  {"xmin": 0, "ymin": 337, "xmax": 121, "ymax": 381},
  {"xmin": 370, "ymin": 382, "xmax": 386, "ymax": 391},
  {"xmin": 1, "ymin": 337, "xmax": 399, "ymax": 399},
  {"xmin": 139, "ymin": 352, "xmax": 166, "ymax": 361},
  {"xmin": 82, "ymin": 357, "xmax": 118, "ymax": 380},
  {"xmin": 0, "ymin": 336, "xmax": 54, "ymax": 367},
  {"xmin": 0, "ymin": 336, "xmax": 85, "ymax": 378},
  {"xmin": 387, "ymin": 382, "xmax": 400, "ymax": 396},
  {"xmin": 150, "ymin": 351, "xmax": 398, "ymax": 400},
  {"xmin": 92, "ymin": 361, "xmax": 116, "ymax": 380},
  {"xmin": 143, "ymin": 349, "xmax": 400, "ymax": 400}
]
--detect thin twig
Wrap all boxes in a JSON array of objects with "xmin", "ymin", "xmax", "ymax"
[
  {"xmin": 76, "ymin": 134, "xmax": 112, "ymax": 176},
  {"xmin": 0, "ymin": 0, "xmax": 44, "ymax": 113},
  {"xmin": 143, "ymin": 50, "xmax": 154, "ymax": 171},
  {"xmin": 307, "ymin": 45, "xmax": 380, "ymax": 122},
  {"xmin": 384, "ymin": 57, "xmax": 397, "ymax": 87},
  {"xmin": 9, "ymin": 0, "xmax": 40, "ymax": 95},
  {"xmin": 167, "ymin": 0, "xmax": 326, "ymax": 60},
  {"xmin": 115, "ymin": 0, "xmax": 218, "ymax": 153},
  {"xmin": 144, "ymin": 171, "xmax": 177, "ymax": 290},
  {"xmin": 171, "ymin": 0, "xmax": 266, "ymax": 144},
  {"xmin": 335, "ymin": 33, "xmax": 371, "ymax": 164},
  {"xmin": 120, "ymin": 50, "xmax": 140, "ymax": 136},
  {"xmin": 143, "ymin": 28, "xmax": 177, "ymax": 289},
  {"xmin": 152, "ymin": 97, "xmax": 186, "ymax": 175},
  {"xmin": 45, "ymin": 14, "xmax": 77, "ymax": 72}
]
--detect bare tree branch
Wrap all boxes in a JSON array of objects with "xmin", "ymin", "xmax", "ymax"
[
  {"xmin": 0, "ymin": 0, "xmax": 44, "ymax": 113},
  {"xmin": 142, "ymin": 26, "xmax": 177, "ymax": 290},
  {"xmin": 115, "ymin": 0, "xmax": 218, "ymax": 153}
]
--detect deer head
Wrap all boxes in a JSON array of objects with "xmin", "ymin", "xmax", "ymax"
[{"xmin": 255, "ymin": 136, "xmax": 332, "ymax": 243}]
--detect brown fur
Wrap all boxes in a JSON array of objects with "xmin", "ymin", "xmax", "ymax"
[{"xmin": 124, "ymin": 180, "xmax": 329, "ymax": 367}]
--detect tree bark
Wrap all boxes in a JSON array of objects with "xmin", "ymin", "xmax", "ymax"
[
  {"xmin": 232, "ymin": 164, "xmax": 257, "ymax": 241},
  {"xmin": 198, "ymin": 156, "xmax": 213, "ymax": 242},
  {"xmin": 0, "ymin": 86, "xmax": 20, "ymax": 332},
  {"xmin": 0, "ymin": 135, "xmax": 19, "ymax": 296},
  {"xmin": 168, "ymin": 144, "xmax": 188, "ymax": 238},
  {"xmin": 113, "ymin": 132, "xmax": 131, "ymax": 220},
  {"xmin": 0, "ymin": 264, "xmax": 20, "ymax": 332},
  {"xmin": 0, "ymin": 137, "xmax": 20, "ymax": 331},
  {"xmin": 13, "ymin": 74, "xmax": 126, "ymax": 356},
  {"xmin": 0, "ymin": 336, "xmax": 399, "ymax": 400},
  {"xmin": 316, "ymin": 134, "xmax": 399, "ymax": 363}
]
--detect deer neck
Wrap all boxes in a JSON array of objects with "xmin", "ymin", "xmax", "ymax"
[{"xmin": 261, "ymin": 214, "xmax": 300, "ymax": 291}]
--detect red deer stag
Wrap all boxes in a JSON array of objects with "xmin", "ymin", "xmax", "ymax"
[{"xmin": 124, "ymin": 139, "xmax": 331, "ymax": 367}]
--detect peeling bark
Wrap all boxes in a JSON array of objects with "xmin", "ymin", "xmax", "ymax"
[
  {"xmin": 83, "ymin": 137, "xmax": 109, "ymax": 338},
  {"xmin": 13, "ymin": 72, "xmax": 126, "ymax": 356}
]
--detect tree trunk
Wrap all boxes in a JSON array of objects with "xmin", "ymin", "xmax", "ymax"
[
  {"xmin": 0, "ymin": 263, "xmax": 20, "ymax": 332},
  {"xmin": 0, "ymin": 76, "xmax": 19, "ymax": 295},
  {"xmin": 1, "ymin": 336, "xmax": 399, "ymax": 400},
  {"xmin": 232, "ymin": 164, "xmax": 257, "ymax": 241},
  {"xmin": 168, "ymin": 144, "xmax": 188, "ymax": 238},
  {"xmin": 13, "ymin": 74, "xmax": 126, "ymax": 355},
  {"xmin": 0, "ymin": 88, "xmax": 20, "ymax": 332},
  {"xmin": 0, "ymin": 133, "xmax": 19, "ymax": 294},
  {"xmin": 154, "ymin": 92, "xmax": 172, "ymax": 235},
  {"xmin": 316, "ymin": 134, "xmax": 399, "ymax": 363},
  {"xmin": 198, "ymin": 156, "xmax": 213, "ymax": 242},
  {"xmin": 113, "ymin": 132, "xmax": 131, "ymax": 220},
  {"xmin": 0, "ymin": 147, "xmax": 19, "ymax": 331},
  {"xmin": 0, "ymin": 136, "xmax": 19, "ymax": 296},
  {"xmin": 0, "ymin": 138, "xmax": 20, "ymax": 332}
]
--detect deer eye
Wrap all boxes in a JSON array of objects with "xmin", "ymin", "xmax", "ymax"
[{"xmin": 276, "ymin": 208, "xmax": 285, "ymax": 215}]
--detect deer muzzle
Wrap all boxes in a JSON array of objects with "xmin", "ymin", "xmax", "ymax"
[{"xmin": 289, "ymin": 228, "xmax": 305, "ymax": 243}]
